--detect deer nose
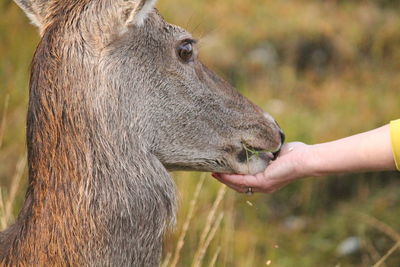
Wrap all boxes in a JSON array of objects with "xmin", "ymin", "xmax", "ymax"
[
  {"xmin": 279, "ymin": 129, "xmax": 285, "ymax": 144},
  {"xmin": 272, "ymin": 129, "xmax": 285, "ymax": 160}
]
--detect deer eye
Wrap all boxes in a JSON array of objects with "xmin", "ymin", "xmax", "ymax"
[{"xmin": 177, "ymin": 39, "xmax": 195, "ymax": 63}]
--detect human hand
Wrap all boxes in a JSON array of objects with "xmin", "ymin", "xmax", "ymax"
[{"xmin": 212, "ymin": 142, "xmax": 312, "ymax": 194}]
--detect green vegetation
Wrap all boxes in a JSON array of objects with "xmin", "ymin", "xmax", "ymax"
[{"xmin": 1, "ymin": 0, "xmax": 400, "ymax": 266}]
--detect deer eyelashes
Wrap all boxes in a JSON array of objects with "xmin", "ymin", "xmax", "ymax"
[{"xmin": 177, "ymin": 39, "xmax": 196, "ymax": 63}]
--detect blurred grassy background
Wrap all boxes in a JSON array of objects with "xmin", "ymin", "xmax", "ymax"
[{"xmin": 1, "ymin": 0, "xmax": 400, "ymax": 266}]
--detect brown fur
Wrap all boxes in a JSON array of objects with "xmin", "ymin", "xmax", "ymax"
[{"xmin": 2, "ymin": 0, "xmax": 283, "ymax": 266}]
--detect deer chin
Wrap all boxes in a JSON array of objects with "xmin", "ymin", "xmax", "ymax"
[
  {"xmin": 160, "ymin": 153, "xmax": 270, "ymax": 175},
  {"xmin": 225, "ymin": 151, "xmax": 273, "ymax": 175}
]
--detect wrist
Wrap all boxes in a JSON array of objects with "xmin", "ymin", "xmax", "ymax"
[
  {"xmin": 287, "ymin": 143, "xmax": 322, "ymax": 178},
  {"xmin": 301, "ymin": 144, "xmax": 325, "ymax": 177}
]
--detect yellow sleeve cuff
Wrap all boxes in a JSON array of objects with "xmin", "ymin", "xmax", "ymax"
[{"xmin": 390, "ymin": 119, "xmax": 400, "ymax": 171}]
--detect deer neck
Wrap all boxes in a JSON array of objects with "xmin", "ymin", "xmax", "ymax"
[
  {"xmin": 1, "ymin": 44, "xmax": 177, "ymax": 267},
  {"xmin": 3, "ymin": 111, "xmax": 177, "ymax": 266}
]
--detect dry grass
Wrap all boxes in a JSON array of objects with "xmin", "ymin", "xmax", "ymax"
[
  {"xmin": 208, "ymin": 246, "xmax": 221, "ymax": 267},
  {"xmin": 165, "ymin": 176, "xmax": 227, "ymax": 267},
  {"xmin": 0, "ymin": 95, "xmax": 9, "ymax": 149},
  {"xmin": 2, "ymin": 1, "xmax": 400, "ymax": 266},
  {"xmin": 0, "ymin": 154, "xmax": 26, "ymax": 229},
  {"xmin": 167, "ymin": 174, "xmax": 205, "ymax": 267},
  {"xmin": 372, "ymin": 242, "xmax": 400, "ymax": 267},
  {"xmin": 191, "ymin": 185, "xmax": 226, "ymax": 267},
  {"xmin": 0, "ymin": 95, "xmax": 27, "ymax": 230},
  {"xmin": 360, "ymin": 214, "xmax": 400, "ymax": 267},
  {"xmin": 361, "ymin": 214, "xmax": 400, "ymax": 266}
]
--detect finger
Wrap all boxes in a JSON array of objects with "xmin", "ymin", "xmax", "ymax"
[
  {"xmin": 216, "ymin": 179, "xmax": 248, "ymax": 193},
  {"xmin": 224, "ymin": 179, "xmax": 286, "ymax": 195},
  {"xmin": 212, "ymin": 174, "xmax": 247, "ymax": 193},
  {"xmin": 262, "ymin": 159, "xmax": 297, "ymax": 182},
  {"xmin": 212, "ymin": 173, "xmax": 292, "ymax": 194},
  {"xmin": 212, "ymin": 174, "xmax": 259, "ymax": 194},
  {"xmin": 212, "ymin": 173, "xmax": 247, "ymax": 183},
  {"xmin": 229, "ymin": 184, "xmax": 260, "ymax": 194},
  {"xmin": 279, "ymin": 142, "xmax": 304, "ymax": 154},
  {"xmin": 215, "ymin": 173, "xmax": 266, "ymax": 188}
]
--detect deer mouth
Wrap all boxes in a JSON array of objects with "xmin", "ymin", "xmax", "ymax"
[
  {"xmin": 236, "ymin": 143, "xmax": 276, "ymax": 164},
  {"xmin": 217, "ymin": 142, "xmax": 278, "ymax": 175}
]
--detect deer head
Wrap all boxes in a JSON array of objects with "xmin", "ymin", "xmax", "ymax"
[{"xmin": 15, "ymin": 0, "xmax": 284, "ymax": 176}]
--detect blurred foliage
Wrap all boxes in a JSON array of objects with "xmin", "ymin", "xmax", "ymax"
[{"xmin": 1, "ymin": 0, "xmax": 400, "ymax": 266}]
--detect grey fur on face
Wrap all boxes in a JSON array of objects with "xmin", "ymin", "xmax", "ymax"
[{"xmin": 1, "ymin": 0, "xmax": 283, "ymax": 266}]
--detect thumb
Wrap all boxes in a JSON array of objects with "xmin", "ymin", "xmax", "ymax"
[{"xmin": 262, "ymin": 143, "xmax": 303, "ymax": 181}]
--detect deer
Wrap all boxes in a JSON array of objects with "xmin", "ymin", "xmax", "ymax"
[{"xmin": 1, "ymin": 0, "xmax": 284, "ymax": 266}]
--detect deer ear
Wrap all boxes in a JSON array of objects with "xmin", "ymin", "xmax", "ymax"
[
  {"xmin": 13, "ymin": 0, "xmax": 50, "ymax": 29},
  {"xmin": 123, "ymin": 0, "xmax": 158, "ymax": 26}
]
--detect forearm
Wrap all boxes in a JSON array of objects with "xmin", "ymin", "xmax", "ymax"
[{"xmin": 306, "ymin": 125, "xmax": 396, "ymax": 176}]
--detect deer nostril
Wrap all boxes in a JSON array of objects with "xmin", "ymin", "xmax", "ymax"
[{"xmin": 272, "ymin": 149, "xmax": 280, "ymax": 160}]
